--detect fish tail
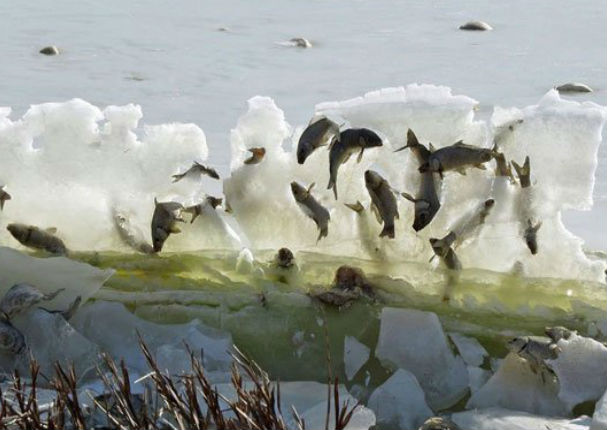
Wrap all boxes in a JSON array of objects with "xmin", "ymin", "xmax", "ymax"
[
  {"xmin": 317, "ymin": 226, "xmax": 329, "ymax": 242},
  {"xmin": 379, "ymin": 224, "xmax": 395, "ymax": 239},
  {"xmin": 171, "ymin": 173, "xmax": 184, "ymax": 183},
  {"xmin": 327, "ymin": 178, "xmax": 338, "ymax": 200}
]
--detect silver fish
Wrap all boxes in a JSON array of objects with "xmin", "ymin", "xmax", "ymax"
[
  {"xmin": 0, "ymin": 318, "xmax": 27, "ymax": 355},
  {"xmin": 398, "ymin": 129, "xmax": 442, "ymax": 231},
  {"xmin": 364, "ymin": 170, "xmax": 399, "ymax": 239},
  {"xmin": 291, "ymin": 181, "xmax": 330, "ymax": 242},
  {"xmin": 244, "ymin": 147, "xmax": 266, "ymax": 165},
  {"xmin": 0, "ymin": 186, "xmax": 11, "ymax": 211},
  {"xmin": 151, "ymin": 199, "xmax": 185, "ymax": 252},
  {"xmin": 184, "ymin": 196, "xmax": 223, "ymax": 223},
  {"xmin": 113, "ymin": 209, "xmax": 154, "ymax": 254},
  {"xmin": 419, "ymin": 141, "xmax": 495, "ymax": 178},
  {"xmin": 524, "ymin": 218, "xmax": 542, "ymax": 255},
  {"xmin": 172, "ymin": 161, "xmax": 220, "ymax": 182},
  {"xmin": 507, "ymin": 335, "xmax": 559, "ymax": 381},
  {"xmin": 429, "ymin": 237, "xmax": 462, "ymax": 271},
  {"xmin": 297, "ymin": 116, "xmax": 339, "ymax": 164},
  {"xmin": 7, "ymin": 223, "xmax": 68, "ymax": 255},
  {"xmin": 327, "ymin": 128, "xmax": 383, "ymax": 199},
  {"xmin": 0, "ymin": 283, "xmax": 64, "ymax": 319},
  {"xmin": 513, "ymin": 156, "xmax": 542, "ymax": 255}
]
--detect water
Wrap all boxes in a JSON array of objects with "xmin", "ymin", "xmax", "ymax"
[{"xmin": 1, "ymin": 0, "xmax": 605, "ymax": 248}]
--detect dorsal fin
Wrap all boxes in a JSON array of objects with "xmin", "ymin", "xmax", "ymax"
[
  {"xmin": 307, "ymin": 182, "xmax": 316, "ymax": 193},
  {"xmin": 428, "ymin": 142, "xmax": 436, "ymax": 152}
]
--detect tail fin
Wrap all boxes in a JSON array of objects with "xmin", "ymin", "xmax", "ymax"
[
  {"xmin": 379, "ymin": 224, "xmax": 395, "ymax": 239},
  {"xmin": 512, "ymin": 156, "xmax": 531, "ymax": 187},
  {"xmin": 327, "ymin": 178, "xmax": 338, "ymax": 200},
  {"xmin": 317, "ymin": 226, "xmax": 329, "ymax": 243},
  {"xmin": 344, "ymin": 201, "xmax": 364, "ymax": 213},
  {"xmin": 394, "ymin": 129, "xmax": 421, "ymax": 152},
  {"xmin": 172, "ymin": 173, "xmax": 185, "ymax": 183}
]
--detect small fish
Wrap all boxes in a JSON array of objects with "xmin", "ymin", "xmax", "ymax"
[
  {"xmin": 40, "ymin": 296, "xmax": 82, "ymax": 321},
  {"xmin": 289, "ymin": 37, "xmax": 312, "ymax": 48},
  {"xmin": 364, "ymin": 170, "xmax": 399, "ymax": 239},
  {"xmin": 291, "ymin": 181, "xmax": 330, "ymax": 242},
  {"xmin": 398, "ymin": 129, "xmax": 442, "ymax": 231},
  {"xmin": 524, "ymin": 218, "xmax": 542, "ymax": 255},
  {"xmin": 333, "ymin": 265, "xmax": 375, "ymax": 298},
  {"xmin": 184, "ymin": 196, "xmax": 223, "ymax": 223},
  {"xmin": 344, "ymin": 201, "xmax": 364, "ymax": 213},
  {"xmin": 327, "ymin": 128, "xmax": 383, "ymax": 199},
  {"xmin": 151, "ymin": 199, "xmax": 185, "ymax": 252},
  {"xmin": 507, "ymin": 336, "xmax": 559, "ymax": 382},
  {"xmin": 0, "ymin": 283, "xmax": 64, "ymax": 319},
  {"xmin": 545, "ymin": 326, "xmax": 574, "ymax": 343},
  {"xmin": 297, "ymin": 116, "xmax": 340, "ymax": 164},
  {"xmin": 244, "ymin": 147, "xmax": 266, "ymax": 165},
  {"xmin": 7, "ymin": 223, "xmax": 68, "ymax": 255},
  {"xmin": 0, "ymin": 318, "xmax": 27, "ymax": 355},
  {"xmin": 113, "ymin": 209, "xmax": 154, "ymax": 254},
  {"xmin": 0, "ymin": 186, "xmax": 11, "ymax": 210},
  {"xmin": 172, "ymin": 161, "xmax": 220, "ymax": 182},
  {"xmin": 512, "ymin": 156, "xmax": 531, "ymax": 188},
  {"xmin": 429, "ymin": 237, "xmax": 462, "ymax": 271},
  {"xmin": 555, "ymin": 82, "xmax": 593, "ymax": 93},
  {"xmin": 419, "ymin": 141, "xmax": 496, "ymax": 178}
]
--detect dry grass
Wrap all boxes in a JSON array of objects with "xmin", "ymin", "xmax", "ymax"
[{"xmin": 0, "ymin": 336, "xmax": 360, "ymax": 430}]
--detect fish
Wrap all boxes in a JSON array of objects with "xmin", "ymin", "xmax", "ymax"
[
  {"xmin": 184, "ymin": 196, "xmax": 223, "ymax": 223},
  {"xmin": 333, "ymin": 265, "xmax": 375, "ymax": 298},
  {"xmin": 244, "ymin": 147, "xmax": 266, "ymax": 165},
  {"xmin": 112, "ymin": 209, "xmax": 155, "ymax": 254},
  {"xmin": 507, "ymin": 336, "xmax": 559, "ymax": 382},
  {"xmin": 327, "ymin": 128, "xmax": 383, "ymax": 199},
  {"xmin": 429, "ymin": 237, "xmax": 462, "ymax": 271},
  {"xmin": 290, "ymin": 181, "xmax": 330, "ymax": 242},
  {"xmin": 398, "ymin": 129, "xmax": 442, "ymax": 231},
  {"xmin": 419, "ymin": 141, "xmax": 496, "ymax": 178},
  {"xmin": 555, "ymin": 82, "xmax": 593, "ymax": 93},
  {"xmin": 524, "ymin": 218, "xmax": 542, "ymax": 255},
  {"xmin": 296, "ymin": 116, "xmax": 339, "ymax": 164},
  {"xmin": 151, "ymin": 198, "xmax": 185, "ymax": 252},
  {"xmin": 0, "ymin": 283, "xmax": 64, "ymax": 319},
  {"xmin": 364, "ymin": 170, "xmax": 399, "ymax": 238},
  {"xmin": 7, "ymin": 223, "xmax": 68, "ymax": 255},
  {"xmin": 0, "ymin": 186, "xmax": 11, "ymax": 210},
  {"xmin": 275, "ymin": 247, "xmax": 295, "ymax": 268},
  {"xmin": 172, "ymin": 161, "xmax": 220, "ymax": 182},
  {"xmin": 0, "ymin": 318, "xmax": 27, "ymax": 355}
]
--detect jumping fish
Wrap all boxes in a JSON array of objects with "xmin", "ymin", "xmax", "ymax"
[
  {"xmin": 512, "ymin": 156, "xmax": 542, "ymax": 255},
  {"xmin": 364, "ymin": 170, "xmax": 399, "ymax": 238},
  {"xmin": 184, "ymin": 196, "xmax": 223, "ymax": 223},
  {"xmin": 112, "ymin": 209, "xmax": 154, "ymax": 254},
  {"xmin": 327, "ymin": 128, "xmax": 383, "ymax": 199},
  {"xmin": 429, "ymin": 237, "xmax": 462, "ymax": 271},
  {"xmin": 172, "ymin": 161, "xmax": 220, "ymax": 182},
  {"xmin": 0, "ymin": 186, "xmax": 11, "ymax": 210},
  {"xmin": 507, "ymin": 336, "xmax": 559, "ymax": 382},
  {"xmin": 244, "ymin": 147, "xmax": 266, "ymax": 165},
  {"xmin": 0, "ymin": 283, "xmax": 64, "ymax": 319},
  {"xmin": 398, "ymin": 129, "xmax": 442, "ymax": 231},
  {"xmin": 297, "ymin": 116, "xmax": 339, "ymax": 164},
  {"xmin": 291, "ymin": 181, "xmax": 330, "ymax": 242},
  {"xmin": 7, "ymin": 223, "xmax": 68, "ymax": 255},
  {"xmin": 419, "ymin": 141, "xmax": 496, "ymax": 178},
  {"xmin": 151, "ymin": 199, "xmax": 185, "ymax": 252}
]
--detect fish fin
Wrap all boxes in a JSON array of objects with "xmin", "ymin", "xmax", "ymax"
[
  {"xmin": 532, "ymin": 220, "xmax": 542, "ymax": 232},
  {"xmin": 370, "ymin": 203, "xmax": 382, "ymax": 224},
  {"xmin": 522, "ymin": 156, "xmax": 530, "ymax": 175},
  {"xmin": 316, "ymin": 226, "xmax": 328, "ymax": 243},
  {"xmin": 394, "ymin": 145, "xmax": 408, "ymax": 153},
  {"xmin": 327, "ymin": 179, "xmax": 338, "ymax": 200},
  {"xmin": 190, "ymin": 213, "xmax": 199, "ymax": 224},
  {"xmin": 357, "ymin": 148, "xmax": 364, "ymax": 163},
  {"xmin": 428, "ymin": 142, "xmax": 436, "ymax": 152},
  {"xmin": 452, "ymin": 140, "xmax": 465, "ymax": 147},
  {"xmin": 512, "ymin": 156, "xmax": 530, "ymax": 179},
  {"xmin": 407, "ymin": 129, "xmax": 419, "ymax": 146},
  {"xmin": 154, "ymin": 197, "xmax": 159, "ymax": 206},
  {"xmin": 307, "ymin": 182, "xmax": 316, "ymax": 193},
  {"xmin": 344, "ymin": 201, "xmax": 364, "ymax": 213},
  {"xmin": 475, "ymin": 163, "xmax": 487, "ymax": 170},
  {"xmin": 401, "ymin": 192, "xmax": 416, "ymax": 203},
  {"xmin": 170, "ymin": 225, "xmax": 182, "ymax": 234},
  {"xmin": 379, "ymin": 224, "xmax": 395, "ymax": 239},
  {"xmin": 455, "ymin": 168, "xmax": 467, "ymax": 176},
  {"xmin": 171, "ymin": 173, "xmax": 185, "ymax": 183},
  {"xmin": 46, "ymin": 227, "xmax": 58, "ymax": 234}
]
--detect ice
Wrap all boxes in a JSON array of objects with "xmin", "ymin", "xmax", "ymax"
[
  {"xmin": 449, "ymin": 333, "xmax": 488, "ymax": 367},
  {"xmin": 547, "ymin": 333, "xmax": 607, "ymax": 410},
  {"xmin": 452, "ymin": 407, "xmax": 592, "ymax": 430},
  {"xmin": 467, "ymin": 353, "xmax": 566, "ymax": 416},
  {"xmin": 11, "ymin": 308, "xmax": 100, "ymax": 379},
  {"xmin": 367, "ymin": 368, "xmax": 433, "ymax": 430},
  {"xmin": 468, "ymin": 365, "xmax": 492, "ymax": 394},
  {"xmin": 591, "ymin": 389, "xmax": 607, "ymax": 430},
  {"xmin": 0, "ymin": 246, "xmax": 113, "ymax": 311},
  {"xmin": 71, "ymin": 301, "xmax": 233, "ymax": 378},
  {"xmin": 344, "ymin": 335, "xmax": 370, "ymax": 381},
  {"xmin": 298, "ymin": 399, "xmax": 376, "ymax": 430},
  {"xmin": 375, "ymin": 307, "xmax": 469, "ymax": 410}
]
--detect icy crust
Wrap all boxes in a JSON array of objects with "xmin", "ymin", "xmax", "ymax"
[
  {"xmin": 0, "ymin": 86, "xmax": 606, "ymax": 281},
  {"xmin": 0, "ymin": 98, "xmax": 239, "ymax": 252}
]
